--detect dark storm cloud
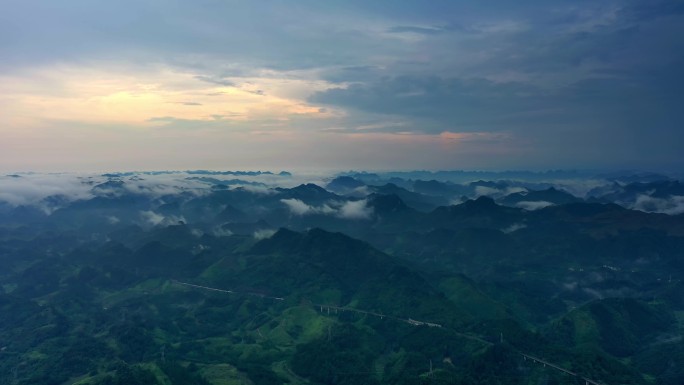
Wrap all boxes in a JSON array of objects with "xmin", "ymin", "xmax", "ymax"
[
  {"xmin": 320, "ymin": 66, "xmax": 387, "ymax": 84},
  {"xmin": 622, "ymin": 1, "xmax": 684, "ymax": 20},
  {"xmin": 2, "ymin": 0, "xmax": 683, "ymax": 170},
  {"xmin": 308, "ymin": 0, "xmax": 684, "ymax": 168},
  {"xmin": 311, "ymin": 76, "xmax": 539, "ymax": 128},
  {"xmin": 313, "ymin": 69, "xmax": 684, "ymax": 132}
]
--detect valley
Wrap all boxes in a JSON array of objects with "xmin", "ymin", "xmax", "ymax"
[{"xmin": 0, "ymin": 170, "xmax": 682, "ymax": 385}]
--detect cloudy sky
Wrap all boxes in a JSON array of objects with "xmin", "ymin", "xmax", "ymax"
[{"xmin": 1, "ymin": 0, "xmax": 683, "ymax": 172}]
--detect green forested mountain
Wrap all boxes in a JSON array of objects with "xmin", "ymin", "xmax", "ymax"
[{"xmin": 1, "ymin": 172, "xmax": 683, "ymax": 385}]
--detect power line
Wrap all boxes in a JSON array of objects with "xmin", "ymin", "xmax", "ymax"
[{"xmin": 171, "ymin": 279, "xmax": 608, "ymax": 385}]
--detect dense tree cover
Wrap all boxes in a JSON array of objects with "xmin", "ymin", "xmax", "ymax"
[
  {"xmin": 1, "ymin": 181, "xmax": 683, "ymax": 385},
  {"xmin": 292, "ymin": 324, "xmax": 381, "ymax": 385},
  {"xmin": 88, "ymin": 363, "xmax": 160, "ymax": 385}
]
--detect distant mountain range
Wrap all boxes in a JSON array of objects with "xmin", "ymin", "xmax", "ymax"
[{"xmin": 0, "ymin": 170, "xmax": 682, "ymax": 384}]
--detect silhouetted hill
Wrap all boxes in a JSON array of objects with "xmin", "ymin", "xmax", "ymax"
[
  {"xmin": 325, "ymin": 176, "xmax": 365, "ymax": 194},
  {"xmin": 371, "ymin": 183, "xmax": 447, "ymax": 211},
  {"xmin": 367, "ymin": 193, "xmax": 410, "ymax": 214},
  {"xmin": 413, "ymin": 179, "xmax": 465, "ymax": 196},
  {"xmin": 275, "ymin": 183, "xmax": 340, "ymax": 204},
  {"xmin": 532, "ymin": 202, "xmax": 684, "ymax": 236},
  {"xmin": 428, "ymin": 196, "xmax": 524, "ymax": 229},
  {"xmin": 499, "ymin": 187, "xmax": 581, "ymax": 207},
  {"xmin": 207, "ymin": 228, "xmax": 476, "ymax": 327}
]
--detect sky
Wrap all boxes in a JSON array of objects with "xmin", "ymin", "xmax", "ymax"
[{"xmin": 1, "ymin": 0, "xmax": 683, "ymax": 172}]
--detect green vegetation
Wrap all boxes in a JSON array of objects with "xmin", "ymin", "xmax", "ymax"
[{"xmin": 1, "ymin": 181, "xmax": 683, "ymax": 385}]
